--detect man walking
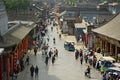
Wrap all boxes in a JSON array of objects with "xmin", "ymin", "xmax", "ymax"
[
  {"xmin": 45, "ymin": 55, "xmax": 49, "ymax": 66},
  {"xmin": 34, "ymin": 47, "xmax": 37, "ymax": 56},
  {"xmin": 30, "ymin": 65, "xmax": 34, "ymax": 78},
  {"xmin": 52, "ymin": 55, "xmax": 56, "ymax": 65},
  {"xmin": 20, "ymin": 59, "xmax": 24, "ymax": 71},
  {"xmin": 25, "ymin": 56, "xmax": 29, "ymax": 65},
  {"xmin": 80, "ymin": 56, "xmax": 83, "ymax": 64},
  {"xmin": 35, "ymin": 65, "xmax": 39, "ymax": 77},
  {"xmin": 53, "ymin": 37, "xmax": 56, "ymax": 44}
]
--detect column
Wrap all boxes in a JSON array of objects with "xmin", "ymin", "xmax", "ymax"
[
  {"xmin": 110, "ymin": 43, "xmax": 112, "ymax": 56},
  {"xmin": 115, "ymin": 46, "xmax": 118, "ymax": 61}
]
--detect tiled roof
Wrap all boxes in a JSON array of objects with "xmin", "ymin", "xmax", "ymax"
[
  {"xmin": 92, "ymin": 13, "xmax": 120, "ymax": 41},
  {"xmin": 0, "ymin": 21, "xmax": 36, "ymax": 48}
]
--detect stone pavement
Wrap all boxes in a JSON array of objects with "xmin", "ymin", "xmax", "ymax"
[{"xmin": 17, "ymin": 23, "xmax": 102, "ymax": 80}]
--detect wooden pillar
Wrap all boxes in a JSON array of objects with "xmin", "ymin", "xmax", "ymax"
[
  {"xmin": 100, "ymin": 39, "xmax": 102, "ymax": 49},
  {"xmin": 105, "ymin": 41, "xmax": 108, "ymax": 52},
  {"xmin": 13, "ymin": 47, "xmax": 19, "ymax": 72},
  {"xmin": 6, "ymin": 55, "xmax": 10, "ymax": 80},
  {"xmin": 110, "ymin": 43, "xmax": 112, "ymax": 56},
  {"xmin": 95, "ymin": 36, "xmax": 99, "ymax": 51},
  {"xmin": 115, "ymin": 46, "xmax": 118, "ymax": 61},
  {"xmin": 10, "ymin": 53, "xmax": 13, "ymax": 75}
]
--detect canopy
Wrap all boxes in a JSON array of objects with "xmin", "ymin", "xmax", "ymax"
[
  {"xmin": 64, "ymin": 36, "xmax": 77, "ymax": 44},
  {"xmin": 94, "ymin": 52, "xmax": 103, "ymax": 61},
  {"xmin": 100, "ymin": 56, "xmax": 115, "ymax": 62}
]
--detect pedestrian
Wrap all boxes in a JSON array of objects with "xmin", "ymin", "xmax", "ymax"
[
  {"xmin": 25, "ymin": 56, "xmax": 29, "ymax": 65},
  {"xmin": 20, "ymin": 59, "xmax": 24, "ymax": 71},
  {"xmin": 100, "ymin": 65, "xmax": 105, "ymax": 74},
  {"xmin": 79, "ymin": 49, "xmax": 83, "ymax": 57},
  {"xmin": 49, "ymin": 50, "xmax": 53, "ymax": 58},
  {"xmin": 30, "ymin": 65, "xmax": 34, "ymax": 78},
  {"xmin": 54, "ymin": 48, "xmax": 58, "ymax": 57},
  {"xmin": 59, "ymin": 34, "xmax": 61, "ymax": 39},
  {"xmin": 93, "ymin": 59, "xmax": 96, "ymax": 68},
  {"xmin": 16, "ymin": 59, "xmax": 20, "ymax": 72},
  {"xmin": 75, "ymin": 50, "xmax": 79, "ymax": 60},
  {"xmin": 52, "ymin": 55, "xmax": 56, "ymax": 65},
  {"xmin": 53, "ymin": 37, "xmax": 55, "ymax": 44},
  {"xmin": 44, "ymin": 44, "xmax": 49, "ymax": 55},
  {"xmin": 47, "ymin": 37, "xmax": 49, "ymax": 42},
  {"xmin": 86, "ymin": 66, "xmax": 91, "ymax": 78},
  {"xmin": 35, "ymin": 65, "xmax": 39, "ymax": 77},
  {"xmin": 102, "ymin": 74, "xmax": 107, "ymax": 80},
  {"xmin": 84, "ymin": 54, "xmax": 88, "ymax": 64},
  {"xmin": 51, "ymin": 26, "xmax": 53, "ymax": 31},
  {"xmin": 45, "ymin": 55, "xmax": 49, "ymax": 66},
  {"xmin": 80, "ymin": 56, "xmax": 83, "ymax": 64},
  {"xmin": 12, "ymin": 72, "xmax": 17, "ymax": 80},
  {"xmin": 34, "ymin": 47, "xmax": 37, "ymax": 56}
]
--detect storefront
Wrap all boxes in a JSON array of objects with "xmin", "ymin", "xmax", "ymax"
[
  {"xmin": 0, "ymin": 21, "xmax": 36, "ymax": 80},
  {"xmin": 92, "ymin": 13, "xmax": 120, "ymax": 61}
]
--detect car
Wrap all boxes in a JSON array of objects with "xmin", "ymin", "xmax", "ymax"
[
  {"xmin": 105, "ymin": 67, "xmax": 120, "ymax": 73},
  {"xmin": 104, "ymin": 67, "xmax": 120, "ymax": 80},
  {"xmin": 64, "ymin": 40, "xmax": 75, "ymax": 51},
  {"xmin": 100, "ymin": 56, "xmax": 115, "ymax": 71}
]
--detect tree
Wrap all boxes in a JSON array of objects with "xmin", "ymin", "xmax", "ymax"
[{"xmin": 4, "ymin": 0, "xmax": 30, "ymax": 11}]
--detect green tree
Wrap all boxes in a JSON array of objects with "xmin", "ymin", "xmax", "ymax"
[{"xmin": 4, "ymin": 0, "xmax": 30, "ymax": 11}]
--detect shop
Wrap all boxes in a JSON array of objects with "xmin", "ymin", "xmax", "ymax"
[
  {"xmin": 0, "ymin": 21, "xmax": 36, "ymax": 80},
  {"xmin": 92, "ymin": 13, "xmax": 120, "ymax": 61}
]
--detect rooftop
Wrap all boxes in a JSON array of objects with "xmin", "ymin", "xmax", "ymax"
[
  {"xmin": 92, "ymin": 13, "xmax": 120, "ymax": 41},
  {"xmin": 0, "ymin": 21, "xmax": 36, "ymax": 48}
]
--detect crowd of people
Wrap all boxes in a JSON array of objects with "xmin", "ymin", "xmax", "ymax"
[
  {"xmin": 103, "ymin": 71, "xmax": 120, "ymax": 80},
  {"xmin": 74, "ymin": 49, "xmax": 120, "ymax": 80}
]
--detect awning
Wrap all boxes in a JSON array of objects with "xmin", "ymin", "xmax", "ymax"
[
  {"xmin": 100, "ymin": 56, "xmax": 115, "ymax": 62},
  {"xmin": 92, "ymin": 13, "xmax": 120, "ymax": 41},
  {"xmin": 64, "ymin": 36, "xmax": 77, "ymax": 44},
  {"xmin": 75, "ymin": 22, "xmax": 86, "ymax": 29},
  {"xmin": 11, "ymin": 26, "xmax": 32, "ymax": 40},
  {"xmin": 94, "ymin": 52, "xmax": 103, "ymax": 61}
]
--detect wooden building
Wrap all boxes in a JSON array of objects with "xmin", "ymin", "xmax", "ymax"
[
  {"xmin": 92, "ymin": 13, "xmax": 120, "ymax": 61},
  {"xmin": 0, "ymin": 21, "xmax": 36, "ymax": 80}
]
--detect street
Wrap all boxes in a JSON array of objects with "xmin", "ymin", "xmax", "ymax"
[{"xmin": 17, "ymin": 23, "xmax": 102, "ymax": 80}]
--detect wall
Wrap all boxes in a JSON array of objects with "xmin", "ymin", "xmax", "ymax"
[{"xmin": 0, "ymin": 1, "xmax": 8, "ymax": 36}]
